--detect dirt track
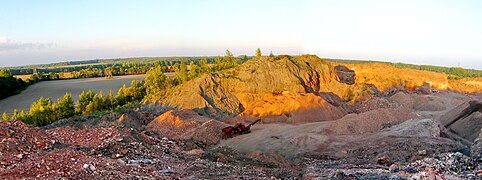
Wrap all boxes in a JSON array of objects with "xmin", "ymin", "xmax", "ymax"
[
  {"xmin": 218, "ymin": 122, "xmax": 332, "ymax": 159},
  {"xmin": 0, "ymin": 74, "xmax": 151, "ymax": 115}
]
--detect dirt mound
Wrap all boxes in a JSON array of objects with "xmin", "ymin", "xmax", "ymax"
[
  {"xmin": 117, "ymin": 110, "xmax": 154, "ymax": 129},
  {"xmin": 413, "ymin": 95, "xmax": 446, "ymax": 111},
  {"xmin": 181, "ymin": 119, "xmax": 230, "ymax": 146},
  {"xmin": 379, "ymin": 119, "xmax": 441, "ymax": 137},
  {"xmin": 326, "ymin": 107, "xmax": 416, "ymax": 135},
  {"xmin": 389, "ymin": 92, "xmax": 415, "ymax": 108},
  {"xmin": 358, "ymin": 97, "xmax": 400, "ymax": 113},
  {"xmin": 239, "ymin": 92, "xmax": 346, "ymax": 123},
  {"xmin": 146, "ymin": 109, "xmax": 211, "ymax": 138}
]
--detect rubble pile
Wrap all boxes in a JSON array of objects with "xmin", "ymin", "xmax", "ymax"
[
  {"xmin": 303, "ymin": 152, "xmax": 482, "ymax": 179},
  {"xmin": 181, "ymin": 119, "xmax": 230, "ymax": 146},
  {"xmin": 146, "ymin": 109, "xmax": 210, "ymax": 139}
]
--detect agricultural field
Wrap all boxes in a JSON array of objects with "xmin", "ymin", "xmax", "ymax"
[{"xmin": 0, "ymin": 74, "xmax": 171, "ymax": 115}]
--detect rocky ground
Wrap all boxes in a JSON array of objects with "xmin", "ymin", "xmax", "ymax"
[
  {"xmin": 1, "ymin": 91, "xmax": 481, "ymax": 179},
  {"xmin": 0, "ymin": 120, "xmax": 301, "ymax": 179}
]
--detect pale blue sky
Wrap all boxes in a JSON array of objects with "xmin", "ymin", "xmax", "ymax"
[{"xmin": 0, "ymin": 0, "xmax": 481, "ymax": 69}]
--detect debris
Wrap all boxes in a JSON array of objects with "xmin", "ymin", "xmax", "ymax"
[{"xmin": 472, "ymin": 129, "xmax": 482, "ymax": 162}]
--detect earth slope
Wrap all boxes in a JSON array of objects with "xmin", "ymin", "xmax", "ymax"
[{"xmin": 163, "ymin": 55, "xmax": 360, "ymax": 121}]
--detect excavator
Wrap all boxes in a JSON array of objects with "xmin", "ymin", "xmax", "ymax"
[{"xmin": 222, "ymin": 119, "xmax": 261, "ymax": 139}]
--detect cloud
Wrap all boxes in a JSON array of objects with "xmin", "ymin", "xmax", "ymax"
[{"xmin": 0, "ymin": 37, "xmax": 54, "ymax": 52}]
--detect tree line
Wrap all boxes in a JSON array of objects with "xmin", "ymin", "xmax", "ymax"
[{"xmin": 0, "ymin": 69, "xmax": 28, "ymax": 100}]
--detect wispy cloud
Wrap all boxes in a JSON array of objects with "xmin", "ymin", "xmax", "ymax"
[{"xmin": 0, "ymin": 37, "xmax": 54, "ymax": 52}]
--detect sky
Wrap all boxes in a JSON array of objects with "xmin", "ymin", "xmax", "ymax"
[{"xmin": 0, "ymin": 0, "xmax": 481, "ymax": 69}]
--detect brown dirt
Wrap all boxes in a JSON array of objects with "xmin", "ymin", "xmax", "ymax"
[
  {"xmin": 146, "ymin": 109, "xmax": 211, "ymax": 139},
  {"xmin": 325, "ymin": 107, "xmax": 416, "ymax": 135},
  {"xmin": 181, "ymin": 119, "xmax": 230, "ymax": 146},
  {"xmin": 389, "ymin": 92, "xmax": 415, "ymax": 108},
  {"xmin": 116, "ymin": 110, "xmax": 155, "ymax": 129},
  {"xmin": 413, "ymin": 95, "xmax": 447, "ymax": 111},
  {"xmin": 358, "ymin": 97, "xmax": 400, "ymax": 113},
  {"xmin": 239, "ymin": 92, "xmax": 346, "ymax": 123}
]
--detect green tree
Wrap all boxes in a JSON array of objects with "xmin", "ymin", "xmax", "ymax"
[
  {"xmin": 269, "ymin": 51, "xmax": 274, "ymax": 57},
  {"xmin": 0, "ymin": 68, "xmax": 12, "ymax": 77},
  {"xmin": 213, "ymin": 56, "xmax": 223, "ymax": 71},
  {"xmin": 130, "ymin": 80, "xmax": 146, "ymax": 101},
  {"xmin": 189, "ymin": 61, "xmax": 201, "ymax": 79},
  {"xmin": 18, "ymin": 110, "xmax": 27, "ymax": 121},
  {"xmin": 56, "ymin": 93, "xmax": 75, "ymax": 119},
  {"xmin": 116, "ymin": 84, "xmax": 128, "ymax": 106},
  {"xmin": 239, "ymin": 55, "xmax": 249, "ymax": 63},
  {"xmin": 224, "ymin": 49, "xmax": 237, "ymax": 68},
  {"xmin": 28, "ymin": 97, "xmax": 56, "ymax": 126},
  {"xmin": 255, "ymin": 48, "xmax": 262, "ymax": 57},
  {"xmin": 84, "ymin": 91, "xmax": 106, "ymax": 114},
  {"xmin": 11, "ymin": 109, "xmax": 19, "ymax": 120},
  {"xmin": 145, "ymin": 66, "xmax": 169, "ymax": 97},
  {"xmin": 2, "ymin": 112, "xmax": 9, "ymax": 120},
  {"xmin": 198, "ymin": 57, "xmax": 208, "ymax": 73},
  {"xmin": 107, "ymin": 89, "xmax": 116, "ymax": 110},
  {"xmin": 76, "ymin": 90, "xmax": 95, "ymax": 114},
  {"xmin": 179, "ymin": 60, "xmax": 188, "ymax": 82}
]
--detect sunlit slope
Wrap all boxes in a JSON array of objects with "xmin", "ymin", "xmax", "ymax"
[
  {"xmin": 160, "ymin": 55, "xmax": 482, "ymax": 120},
  {"xmin": 339, "ymin": 62, "xmax": 482, "ymax": 94}
]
